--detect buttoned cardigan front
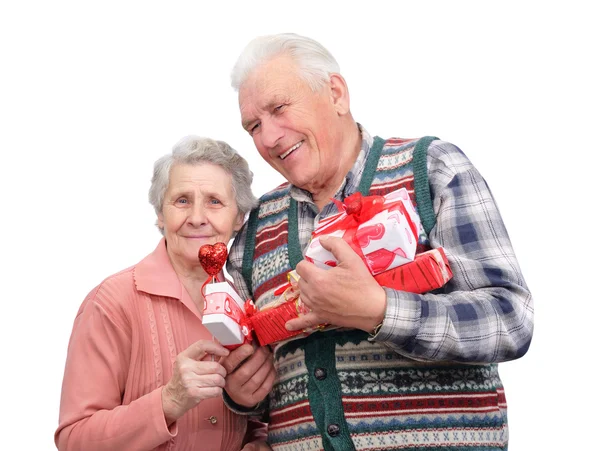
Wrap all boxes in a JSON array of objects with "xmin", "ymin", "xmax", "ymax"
[{"xmin": 56, "ymin": 238, "xmax": 265, "ymax": 451}]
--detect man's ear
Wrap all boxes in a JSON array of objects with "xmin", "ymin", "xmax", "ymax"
[{"xmin": 329, "ymin": 73, "xmax": 350, "ymax": 115}]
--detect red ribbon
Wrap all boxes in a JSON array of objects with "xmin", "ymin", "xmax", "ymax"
[
  {"xmin": 201, "ymin": 273, "xmax": 226, "ymax": 298},
  {"xmin": 317, "ymin": 192, "xmax": 385, "ymax": 237}
]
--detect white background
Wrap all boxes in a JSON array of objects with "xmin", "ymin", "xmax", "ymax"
[{"xmin": 1, "ymin": 1, "xmax": 598, "ymax": 449}]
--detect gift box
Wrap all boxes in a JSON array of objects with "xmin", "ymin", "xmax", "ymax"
[
  {"xmin": 249, "ymin": 249, "xmax": 453, "ymax": 347},
  {"xmin": 246, "ymin": 191, "xmax": 455, "ymax": 347},
  {"xmin": 249, "ymin": 298, "xmax": 312, "ymax": 346},
  {"xmin": 374, "ymin": 247, "xmax": 453, "ymax": 292},
  {"xmin": 245, "ymin": 271, "xmax": 314, "ymax": 346},
  {"xmin": 202, "ymin": 281, "xmax": 251, "ymax": 348},
  {"xmin": 305, "ymin": 189, "xmax": 421, "ymax": 275}
]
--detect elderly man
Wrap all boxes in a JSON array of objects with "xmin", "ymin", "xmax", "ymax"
[{"xmin": 222, "ymin": 33, "xmax": 533, "ymax": 451}]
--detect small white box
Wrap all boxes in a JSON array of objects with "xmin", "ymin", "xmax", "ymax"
[{"xmin": 202, "ymin": 282, "xmax": 246, "ymax": 346}]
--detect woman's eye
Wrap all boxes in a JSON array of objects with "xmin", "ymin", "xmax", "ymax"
[
  {"xmin": 210, "ymin": 199, "xmax": 222, "ymax": 205},
  {"xmin": 176, "ymin": 198, "xmax": 188, "ymax": 204}
]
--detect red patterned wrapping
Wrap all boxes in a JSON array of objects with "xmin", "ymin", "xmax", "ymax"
[{"xmin": 374, "ymin": 247, "xmax": 453, "ymax": 292}]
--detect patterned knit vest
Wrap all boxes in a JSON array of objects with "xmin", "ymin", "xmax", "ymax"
[{"xmin": 241, "ymin": 136, "xmax": 508, "ymax": 451}]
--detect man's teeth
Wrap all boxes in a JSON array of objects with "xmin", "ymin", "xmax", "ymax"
[{"xmin": 280, "ymin": 141, "xmax": 302, "ymax": 159}]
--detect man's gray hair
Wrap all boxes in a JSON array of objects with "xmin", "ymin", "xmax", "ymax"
[
  {"xmin": 149, "ymin": 136, "xmax": 258, "ymax": 230},
  {"xmin": 231, "ymin": 33, "xmax": 340, "ymax": 92}
]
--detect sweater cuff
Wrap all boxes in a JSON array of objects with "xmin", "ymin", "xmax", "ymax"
[
  {"xmin": 150, "ymin": 387, "xmax": 178, "ymax": 440},
  {"xmin": 222, "ymin": 390, "xmax": 267, "ymax": 416}
]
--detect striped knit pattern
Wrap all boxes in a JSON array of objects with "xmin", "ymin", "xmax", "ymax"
[
  {"xmin": 251, "ymin": 182, "xmax": 295, "ymax": 305},
  {"xmin": 269, "ymin": 331, "xmax": 507, "ymax": 450},
  {"xmin": 246, "ymin": 137, "xmax": 508, "ymax": 450}
]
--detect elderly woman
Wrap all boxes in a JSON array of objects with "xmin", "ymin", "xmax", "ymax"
[{"xmin": 55, "ymin": 137, "xmax": 269, "ymax": 450}]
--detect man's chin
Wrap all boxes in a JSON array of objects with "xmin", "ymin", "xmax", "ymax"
[{"xmin": 279, "ymin": 170, "xmax": 313, "ymax": 190}]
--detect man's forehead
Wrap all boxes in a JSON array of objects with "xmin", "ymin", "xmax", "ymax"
[{"xmin": 240, "ymin": 87, "xmax": 288, "ymax": 111}]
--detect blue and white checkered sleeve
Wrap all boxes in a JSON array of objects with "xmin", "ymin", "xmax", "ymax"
[
  {"xmin": 226, "ymin": 224, "xmax": 252, "ymax": 301},
  {"xmin": 375, "ymin": 141, "xmax": 534, "ymax": 363}
]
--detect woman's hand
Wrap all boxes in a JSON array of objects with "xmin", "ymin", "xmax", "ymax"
[{"xmin": 161, "ymin": 340, "xmax": 230, "ymax": 425}]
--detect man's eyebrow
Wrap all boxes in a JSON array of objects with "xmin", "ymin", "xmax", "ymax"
[
  {"xmin": 265, "ymin": 100, "xmax": 284, "ymax": 110},
  {"xmin": 242, "ymin": 117, "xmax": 255, "ymax": 130}
]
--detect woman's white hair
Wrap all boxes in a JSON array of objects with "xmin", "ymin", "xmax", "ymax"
[
  {"xmin": 231, "ymin": 33, "xmax": 340, "ymax": 92},
  {"xmin": 149, "ymin": 136, "xmax": 258, "ymax": 233}
]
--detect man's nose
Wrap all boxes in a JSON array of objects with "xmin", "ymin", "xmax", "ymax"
[{"xmin": 260, "ymin": 118, "xmax": 284, "ymax": 149}]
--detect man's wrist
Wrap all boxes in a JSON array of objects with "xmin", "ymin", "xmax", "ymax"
[
  {"xmin": 370, "ymin": 320, "xmax": 384, "ymax": 337},
  {"xmin": 362, "ymin": 286, "xmax": 387, "ymax": 335},
  {"xmin": 222, "ymin": 389, "xmax": 267, "ymax": 416}
]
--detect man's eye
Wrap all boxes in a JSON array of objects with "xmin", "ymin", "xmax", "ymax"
[
  {"xmin": 274, "ymin": 104, "xmax": 285, "ymax": 112},
  {"xmin": 249, "ymin": 123, "xmax": 260, "ymax": 134}
]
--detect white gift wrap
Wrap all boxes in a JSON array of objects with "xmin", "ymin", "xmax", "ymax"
[
  {"xmin": 305, "ymin": 188, "xmax": 422, "ymax": 275},
  {"xmin": 202, "ymin": 282, "xmax": 246, "ymax": 346}
]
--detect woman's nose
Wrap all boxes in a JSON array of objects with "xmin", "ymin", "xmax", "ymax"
[{"xmin": 188, "ymin": 203, "xmax": 207, "ymax": 226}]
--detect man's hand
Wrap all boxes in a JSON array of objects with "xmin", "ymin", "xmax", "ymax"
[
  {"xmin": 222, "ymin": 344, "xmax": 276, "ymax": 408},
  {"xmin": 286, "ymin": 236, "xmax": 387, "ymax": 333}
]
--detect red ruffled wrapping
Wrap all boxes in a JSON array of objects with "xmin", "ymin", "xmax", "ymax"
[
  {"xmin": 247, "ymin": 299, "xmax": 311, "ymax": 346},
  {"xmin": 374, "ymin": 247, "xmax": 452, "ymax": 292}
]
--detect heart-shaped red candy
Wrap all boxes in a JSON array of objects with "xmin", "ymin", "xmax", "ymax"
[{"xmin": 198, "ymin": 242, "xmax": 228, "ymax": 276}]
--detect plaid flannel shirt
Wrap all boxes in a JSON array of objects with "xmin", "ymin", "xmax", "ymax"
[{"xmin": 227, "ymin": 126, "xmax": 533, "ymax": 363}]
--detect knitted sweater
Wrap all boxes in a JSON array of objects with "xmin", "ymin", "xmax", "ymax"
[
  {"xmin": 228, "ymin": 134, "xmax": 515, "ymax": 451},
  {"xmin": 56, "ymin": 239, "xmax": 266, "ymax": 451}
]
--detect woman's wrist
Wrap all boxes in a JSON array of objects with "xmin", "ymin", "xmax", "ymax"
[{"xmin": 161, "ymin": 385, "xmax": 180, "ymax": 426}]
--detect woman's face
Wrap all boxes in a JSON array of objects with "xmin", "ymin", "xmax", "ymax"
[{"xmin": 158, "ymin": 162, "xmax": 244, "ymax": 272}]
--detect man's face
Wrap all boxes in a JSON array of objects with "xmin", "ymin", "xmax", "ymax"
[{"xmin": 239, "ymin": 55, "xmax": 345, "ymax": 193}]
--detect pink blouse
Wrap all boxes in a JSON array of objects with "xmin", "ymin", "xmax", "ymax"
[{"xmin": 55, "ymin": 239, "xmax": 266, "ymax": 450}]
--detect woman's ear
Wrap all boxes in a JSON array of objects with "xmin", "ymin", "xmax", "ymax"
[
  {"xmin": 157, "ymin": 213, "xmax": 165, "ymax": 230},
  {"xmin": 329, "ymin": 73, "xmax": 350, "ymax": 116},
  {"xmin": 234, "ymin": 212, "xmax": 245, "ymax": 232}
]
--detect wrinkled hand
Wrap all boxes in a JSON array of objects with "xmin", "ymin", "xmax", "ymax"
[
  {"xmin": 286, "ymin": 235, "xmax": 387, "ymax": 333},
  {"xmin": 162, "ymin": 340, "xmax": 230, "ymax": 425},
  {"xmin": 222, "ymin": 344, "xmax": 276, "ymax": 408},
  {"xmin": 241, "ymin": 441, "xmax": 272, "ymax": 451}
]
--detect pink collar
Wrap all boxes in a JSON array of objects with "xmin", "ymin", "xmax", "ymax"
[{"xmin": 133, "ymin": 238, "xmax": 183, "ymax": 300}]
